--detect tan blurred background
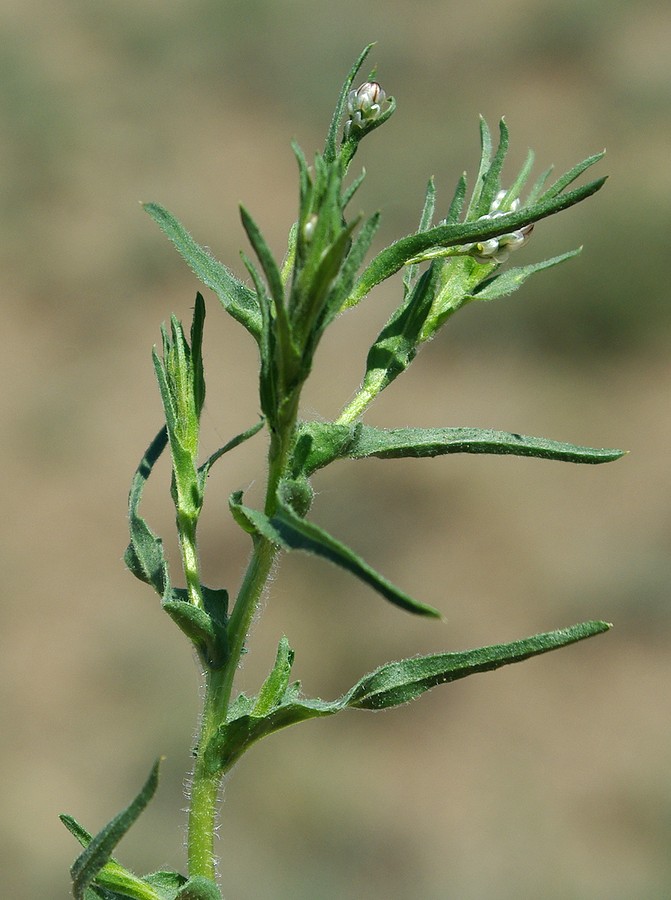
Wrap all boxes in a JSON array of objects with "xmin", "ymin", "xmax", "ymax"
[{"xmin": 2, "ymin": 1, "xmax": 670, "ymax": 897}]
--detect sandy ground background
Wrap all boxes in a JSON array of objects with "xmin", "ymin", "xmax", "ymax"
[{"xmin": 2, "ymin": 1, "xmax": 670, "ymax": 897}]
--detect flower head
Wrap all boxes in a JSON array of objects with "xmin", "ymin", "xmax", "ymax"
[
  {"xmin": 344, "ymin": 81, "xmax": 387, "ymax": 140},
  {"xmin": 464, "ymin": 190, "xmax": 534, "ymax": 264}
]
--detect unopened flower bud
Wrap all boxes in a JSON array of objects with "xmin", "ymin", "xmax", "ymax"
[
  {"xmin": 463, "ymin": 189, "xmax": 533, "ymax": 265},
  {"xmin": 344, "ymin": 81, "xmax": 386, "ymax": 140},
  {"xmin": 303, "ymin": 214, "xmax": 318, "ymax": 242}
]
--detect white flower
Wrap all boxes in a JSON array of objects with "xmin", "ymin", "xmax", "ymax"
[{"xmin": 464, "ymin": 191, "xmax": 533, "ymax": 264}]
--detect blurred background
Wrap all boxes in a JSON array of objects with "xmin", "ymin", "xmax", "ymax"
[{"xmin": 2, "ymin": 1, "xmax": 670, "ymax": 897}]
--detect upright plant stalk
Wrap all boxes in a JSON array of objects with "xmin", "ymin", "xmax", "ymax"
[
  {"xmin": 61, "ymin": 47, "xmax": 623, "ymax": 900},
  {"xmin": 188, "ymin": 396, "xmax": 301, "ymax": 878}
]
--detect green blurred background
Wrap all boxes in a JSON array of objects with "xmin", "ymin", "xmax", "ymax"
[{"xmin": 2, "ymin": 1, "xmax": 670, "ymax": 897}]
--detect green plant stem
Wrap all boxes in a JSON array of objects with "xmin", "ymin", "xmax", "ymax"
[
  {"xmin": 187, "ymin": 409, "xmax": 299, "ymax": 881},
  {"xmin": 187, "ymin": 536, "xmax": 279, "ymax": 880},
  {"xmin": 336, "ymin": 381, "xmax": 379, "ymax": 425},
  {"xmin": 178, "ymin": 514, "xmax": 204, "ymax": 610},
  {"xmin": 187, "ymin": 673, "xmax": 225, "ymax": 881}
]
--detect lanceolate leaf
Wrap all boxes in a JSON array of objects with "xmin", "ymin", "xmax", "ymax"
[
  {"xmin": 61, "ymin": 811, "xmax": 186, "ymax": 900},
  {"xmin": 162, "ymin": 594, "xmax": 226, "ymax": 669},
  {"xmin": 357, "ymin": 265, "xmax": 437, "ymax": 400},
  {"xmin": 470, "ymin": 249, "xmax": 582, "ymax": 301},
  {"xmin": 228, "ymin": 490, "xmax": 441, "ymax": 618},
  {"xmin": 125, "ymin": 427, "xmax": 170, "ymax": 597},
  {"xmin": 68, "ymin": 761, "xmax": 161, "ymax": 900},
  {"xmin": 344, "ymin": 620, "xmax": 612, "ymax": 709},
  {"xmin": 475, "ymin": 118, "xmax": 509, "ymax": 217},
  {"xmin": 252, "ymin": 636, "xmax": 296, "ymax": 716},
  {"xmin": 403, "ymin": 178, "xmax": 436, "ymax": 296},
  {"xmin": 197, "ymin": 418, "xmax": 265, "ymax": 488},
  {"xmin": 211, "ymin": 622, "xmax": 610, "ymax": 773},
  {"xmin": 345, "ymin": 425, "xmax": 625, "ymax": 465},
  {"xmin": 322, "ymin": 212, "xmax": 380, "ymax": 329},
  {"xmin": 143, "ymin": 203, "xmax": 262, "ymax": 340},
  {"xmin": 443, "ymin": 172, "xmax": 467, "ymax": 226},
  {"xmin": 239, "ymin": 205, "xmax": 285, "ymax": 312},
  {"xmin": 465, "ymin": 116, "xmax": 493, "ymax": 219},
  {"xmin": 295, "ymin": 422, "xmax": 625, "ymax": 475},
  {"xmin": 269, "ymin": 489, "xmax": 441, "ymax": 617},
  {"xmin": 538, "ymin": 151, "xmax": 605, "ymax": 202},
  {"xmin": 190, "ymin": 294, "xmax": 206, "ymax": 419}
]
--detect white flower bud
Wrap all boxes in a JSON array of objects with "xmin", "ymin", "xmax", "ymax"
[
  {"xmin": 474, "ymin": 238, "xmax": 500, "ymax": 257},
  {"xmin": 344, "ymin": 81, "xmax": 386, "ymax": 139},
  {"xmin": 303, "ymin": 214, "xmax": 318, "ymax": 242},
  {"xmin": 463, "ymin": 190, "xmax": 533, "ymax": 264}
]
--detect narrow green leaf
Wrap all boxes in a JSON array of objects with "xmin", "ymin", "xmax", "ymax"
[
  {"xmin": 419, "ymin": 177, "xmax": 437, "ymax": 229},
  {"xmin": 152, "ymin": 350, "xmax": 177, "ymax": 435},
  {"xmin": 404, "ymin": 178, "xmax": 436, "ymax": 295},
  {"xmin": 503, "ymin": 147, "xmax": 536, "ymax": 209},
  {"xmin": 332, "ymin": 424, "xmax": 625, "ymax": 466},
  {"xmin": 476, "ymin": 118, "xmax": 509, "ymax": 216},
  {"xmin": 210, "ymin": 621, "xmax": 610, "ymax": 773},
  {"xmin": 293, "ymin": 422, "xmax": 625, "ymax": 475},
  {"xmin": 300, "ymin": 218, "xmax": 360, "ymax": 348},
  {"xmin": 345, "ymin": 621, "xmax": 612, "ymax": 709},
  {"xmin": 443, "ymin": 172, "xmax": 467, "ymax": 225},
  {"xmin": 465, "ymin": 116, "xmax": 493, "ymax": 219},
  {"xmin": 253, "ymin": 636, "xmax": 296, "ymax": 716},
  {"xmin": 292, "ymin": 140, "xmax": 312, "ymax": 213},
  {"xmin": 290, "ymin": 164, "xmax": 347, "ymax": 337},
  {"xmin": 229, "ymin": 490, "xmax": 440, "ymax": 617},
  {"xmin": 125, "ymin": 428, "xmax": 170, "ymax": 597},
  {"xmin": 161, "ymin": 586, "xmax": 228, "ymax": 668},
  {"xmin": 240, "ymin": 205, "xmax": 285, "ymax": 312},
  {"xmin": 538, "ymin": 151, "xmax": 606, "ymax": 202},
  {"xmin": 60, "ymin": 813, "xmax": 95, "ymax": 850},
  {"xmin": 470, "ymin": 248, "xmax": 582, "ymax": 301},
  {"xmin": 525, "ymin": 163, "xmax": 554, "ymax": 206},
  {"xmin": 357, "ymin": 265, "xmax": 437, "ymax": 400},
  {"xmin": 344, "ymin": 175, "xmax": 606, "ymax": 309},
  {"xmin": 197, "ymin": 418, "xmax": 265, "ymax": 488},
  {"xmin": 162, "ymin": 598, "xmax": 216, "ymax": 655},
  {"xmin": 152, "ymin": 324, "xmax": 202, "ymax": 519},
  {"xmin": 280, "ymin": 221, "xmax": 298, "ymax": 288},
  {"xmin": 69, "ymin": 761, "xmax": 162, "ymax": 900},
  {"xmin": 342, "ymin": 168, "xmax": 367, "ymax": 209},
  {"xmin": 62, "ymin": 815, "xmax": 161, "ymax": 899},
  {"xmin": 143, "ymin": 203, "xmax": 261, "ymax": 340},
  {"xmin": 190, "ymin": 294, "xmax": 206, "ymax": 418},
  {"xmin": 248, "ymin": 235, "xmax": 296, "ymax": 420},
  {"xmin": 241, "ymin": 250, "xmax": 278, "ymax": 422},
  {"xmin": 323, "ymin": 212, "xmax": 380, "ymax": 327}
]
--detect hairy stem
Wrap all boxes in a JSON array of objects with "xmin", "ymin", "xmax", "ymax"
[{"xmin": 186, "ymin": 405, "xmax": 299, "ymax": 880}]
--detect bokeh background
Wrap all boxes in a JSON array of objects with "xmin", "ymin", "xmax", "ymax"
[{"xmin": 2, "ymin": 1, "xmax": 670, "ymax": 897}]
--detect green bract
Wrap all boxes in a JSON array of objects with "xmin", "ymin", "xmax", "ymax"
[{"xmin": 62, "ymin": 45, "xmax": 622, "ymax": 897}]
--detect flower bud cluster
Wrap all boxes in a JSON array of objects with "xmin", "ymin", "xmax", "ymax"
[
  {"xmin": 343, "ymin": 81, "xmax": 386, "ymax": 140},
  {"xmin": 465, "ymin": 190, "xmax": 534, "ymax": 264}
]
